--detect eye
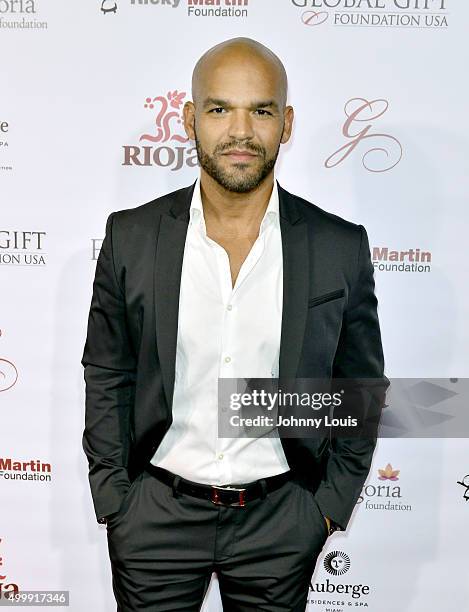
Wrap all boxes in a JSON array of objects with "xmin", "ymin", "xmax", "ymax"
[
  {"xmin": 208, "ymin": 107, "xmax": 226, "ymax": 114},
  {"xmin": 255, "ymin": 109, "xmax": 273, "ymax": 116}
]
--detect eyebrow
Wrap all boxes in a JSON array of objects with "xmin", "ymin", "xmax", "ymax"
[{"xmin": 202, "ymin": 97, "xmax": 279, "ymax": 111}]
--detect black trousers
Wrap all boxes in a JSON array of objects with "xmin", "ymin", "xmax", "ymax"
[{"xmin": 105, "ymin": 468, "xmax": 329, "ymax": 611}]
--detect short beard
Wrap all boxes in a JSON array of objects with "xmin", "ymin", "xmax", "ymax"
[{"xmin": 194, "ymin": 129, "xmax": 280, "ymax": 194}]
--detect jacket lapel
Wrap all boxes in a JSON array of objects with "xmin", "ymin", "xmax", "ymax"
[
  {"xmin": 154, "ymin": 182, "xmax": 195, "ymax": 411},
  {"xmin": 277, "ymin": 182, "xmax": 310, "ymax": 381}
]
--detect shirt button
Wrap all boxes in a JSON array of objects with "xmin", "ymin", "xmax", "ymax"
[
  {"xmin": 218, "ymin": 453, "xmax": 224, "ymax": 460},
  {"xmin": 224, "ymin": 356, "xmax": 231, "ymax": 363},
  {"xmin": 227, "ymin": 304, "xmax": 233, "ymax": 311}
]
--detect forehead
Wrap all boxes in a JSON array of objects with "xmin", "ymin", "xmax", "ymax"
[{"xmin": 196, "ymin": 53, "xmax": 283, "ymax": 104}]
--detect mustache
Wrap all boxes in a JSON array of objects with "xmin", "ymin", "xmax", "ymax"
[{"xmin": 214, "ymin": 142, "xmax": 265, "ymax": 156}]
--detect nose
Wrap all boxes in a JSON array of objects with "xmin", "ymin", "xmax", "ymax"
[{"xmin": 228, "ymin": 109, "xmax": 254, "ymax": 141}]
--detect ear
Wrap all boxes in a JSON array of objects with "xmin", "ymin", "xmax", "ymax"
[
  {"xmin": 183, "ymin": 101, "xmax": 196, "ymax": 140},
  {"xmin": 280, "ymin": 105, "xmax": 294, "ymax": 144}
]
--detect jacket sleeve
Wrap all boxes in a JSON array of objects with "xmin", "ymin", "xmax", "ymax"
[
  {"xmin": 313, "ymin": 224, "xmax": 390, "ymax": 532},
  {"xmin": 81, "ymin": 212, "xmax": 137, "ymax": 523}
]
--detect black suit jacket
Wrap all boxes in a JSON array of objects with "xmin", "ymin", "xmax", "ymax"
[{"xmin": 82, "ymin": 180, "xmax": 389, "ymax": 531}]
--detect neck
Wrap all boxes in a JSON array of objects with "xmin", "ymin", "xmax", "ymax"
[{"xmin": 199, "ymin": 169, "xmax": 275, "ymax": 232}]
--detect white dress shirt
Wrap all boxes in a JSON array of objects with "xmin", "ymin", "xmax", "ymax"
[{"xmin": 150, "ymin": 177, "xmax": 290, "ymax": 484}]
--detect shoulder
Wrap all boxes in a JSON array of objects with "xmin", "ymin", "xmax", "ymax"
[
  {"xmin": 279, "ymin": 184, "xmax": 363, "ymax": 235},
  {"xmin": 278, "ymin": 184, "xmax": 366, "ymax": 253},
  {"xmin": 109, "ymin": 183, "xmax": 193, "ymax": 228}
]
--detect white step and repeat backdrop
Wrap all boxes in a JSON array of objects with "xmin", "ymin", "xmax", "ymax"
[{"xmin": 2, "ymin": 1, "xmax": 468, "ymax": 610}]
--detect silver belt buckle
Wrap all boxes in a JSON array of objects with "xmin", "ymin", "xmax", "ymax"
[{"xmin": 210, "ymin": 485, "xmax": 247, "ymax": 507}]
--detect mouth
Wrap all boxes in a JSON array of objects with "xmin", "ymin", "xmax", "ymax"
[{"xmin": 221, "ymin": 150, "xmax": 259, "ymax": 162}]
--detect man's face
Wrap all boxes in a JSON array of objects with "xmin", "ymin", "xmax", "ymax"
[{"xmin": 184, "ymin": 54, "xmax": 293, "ymax": 193}]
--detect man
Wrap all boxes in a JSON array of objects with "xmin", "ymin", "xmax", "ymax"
[{"xmin": 82, "ymin": 37, "xmax": 389, "ymax": 611}]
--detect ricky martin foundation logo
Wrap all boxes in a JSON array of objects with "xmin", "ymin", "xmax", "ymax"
[
  {"xmin": 122, "ymin": 90, "xmax": 198, "ymax": 171},
  {"xmin": 130, "ymin": 0, "xmax": 181, "ymax": 7},
  {"xmin": 372, "ymin": 246, "xmax": 432, "ymax": 273},
  {"xmin": 325, "ymin": 98, "xmax": 402, "ymax": 173},
  {"xmin": 0, "ymin": 0, "xmax": 48, "ymax": 31},
  {"xmin": 187, "ymin": 0, "xmax": 250, "ymax": 18},
  {"xmin": 0, "ymin": 456, "xmax": 52, "ymax": 482},
  {"xmin": 0, "ymin": 330, "xmax": 18, "ymax": 393},
  {"xmin": 292, "ymin": 0, "xmax": 449, "ymax": 29}
]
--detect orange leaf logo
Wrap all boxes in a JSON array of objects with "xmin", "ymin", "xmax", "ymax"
[{"xmin": 378, "ymin": 463, "xmax": 400, "ymax": 481}]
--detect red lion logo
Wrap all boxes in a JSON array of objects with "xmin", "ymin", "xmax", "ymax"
[{"xmin": 140, "ymin": 90, "xmax": 189, "ymax": 144}]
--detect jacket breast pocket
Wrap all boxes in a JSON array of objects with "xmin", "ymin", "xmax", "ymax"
[{"xmin": 308, "ymin": 288, "xmax": 345, "ymax": 308}]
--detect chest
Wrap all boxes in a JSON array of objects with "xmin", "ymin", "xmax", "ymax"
[
  {"xmin": 208, "ymin": 234, "xmax": 256, "ymax": 289},
  {"xmin": 176, "ymin": 223, "xmax": 283, "ymax": 361}
]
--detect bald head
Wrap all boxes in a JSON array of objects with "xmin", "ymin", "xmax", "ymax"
[
  {"xmin": 183, "ymin": 37, "xmax": 293, "ymax": 194},
  {"xmin": 191, "ymin": 37, "xmax": 288, "ymax": 109}
]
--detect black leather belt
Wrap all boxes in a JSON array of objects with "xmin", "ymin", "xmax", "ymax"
[{"xmin": 144, "ymin": 463, "xmax": 292, "ymax": 507}]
